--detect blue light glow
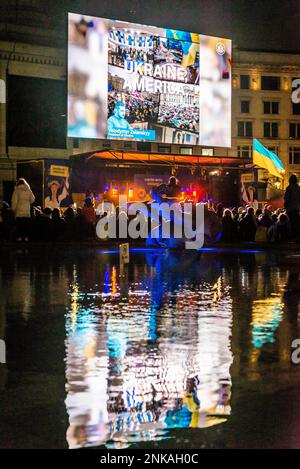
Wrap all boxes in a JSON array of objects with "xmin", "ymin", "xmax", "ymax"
[{"xmin": 96, "ymin": 247, "xmax": 264, "ymax": 255}]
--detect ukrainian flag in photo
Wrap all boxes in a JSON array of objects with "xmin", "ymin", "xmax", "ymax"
[
  {"xmin": 253, "ymin": 139, "xmax": 285, "ymax": 179},
  {"xmin": 165, "ymin": 29, "xmax": 199, "ymax": 68},
  {"xmin": 181, "ymin": 42, "xmax": 199, "ymax": 68},
  {"xmin": 166, "ymin": 29, "xmax": 200, "ymax": 43}
]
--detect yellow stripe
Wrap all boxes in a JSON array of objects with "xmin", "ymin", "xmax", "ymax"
[
  {"xmin": 190, "ymin": 33, "xmax": 200, "ymax": 44},
  {"xmin": 181, "ymin": 43, "xmax": 198, "ymax": 68},
  {"xmin": 253, "ymin": 150, "xmax": 283, "ymax": 179}
]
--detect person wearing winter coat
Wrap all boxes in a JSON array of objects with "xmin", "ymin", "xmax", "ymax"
[
  {"xmin": 82, "ymin": 197, "xmax": 96, "ymax": 225},
  {"xmin": 81, "ymin": 197, "xmax": 97, "ymax": 239},
  {"xmin": 239, "ymin": 206, "xmax": 257, "ymax": 242},
  {"xmin": 221, "ymin": 209, "xmax": 238, "ymax": 242},
  {"xmin": 268, "ymin": 213, "xmax": 291, "ymax": 243},
  {"xmin": 11, "ymin": 178, "xmax": 35, "ymax": 241}
]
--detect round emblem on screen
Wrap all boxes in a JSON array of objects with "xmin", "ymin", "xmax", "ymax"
[{"xmin": 216, "ymin": 42, "xmax": 226, "ymax": 55}]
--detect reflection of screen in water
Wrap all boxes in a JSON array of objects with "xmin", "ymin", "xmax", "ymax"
[{"xmin": 65, "ymin": 253, "xmax": 233, "ymax": 449}]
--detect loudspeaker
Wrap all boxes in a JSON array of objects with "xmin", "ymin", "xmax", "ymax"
[{"xmin": 209, "ymin": 173, "xmax": 239, "ymax": 207}]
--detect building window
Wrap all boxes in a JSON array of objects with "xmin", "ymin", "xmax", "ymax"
[
  {"xmin": 102, "ymin": 140, "xmax": 112, "ymax": 149},
  {"xmin": 7, "ymin": 75, "xmax": 66, "ymax": 149},
  {"xmin": 241, "ymin": 100, "xmax": 250, "ymax": 113},
  {"xmin": 137, "ymin": 142, "xmax": 151, "ymax": 152},
  {"xmin": 240, "ymin": 75, "xmax": 250, "ymax": 90},
  {"xmin": 238, "ymin": 121, "xmax": 253, "ymax": 137},
  {"xmin": 264, "ymin": 122, "xmax": 278, "ymax": 138},
  {"xmin": 158, "ymin": 144, "xmax": 171, "ymax": 153},
  {"xmin": 292, "ymin": 103, "xmax": 300, "ymax": 115},
  {"xmin": 179, "ymin": 147, "xmax": 193, "ymax": 155},
  {"xmin": 289, "ymin": 147, "xmax": 300, "ymax": 165},
  {"xmin": 263, "ymin": 101, "xmax": 279, "ymax": 114},
  {"xmin": 289, "ymin": 123, "xmax": 300, "ymax": 139},
  {"xmin": 261, "ymin": 76, "xmax": 281, "ymax": 91},
  {"xmin": 267, "ymin": 146, "xmax": 279, "ymax": 155},
  {"xmin": 237, "ymin": 145, "xmax": 252, "ymax": 158},
  {"xmin": 123, "ymin": 141, "xmax": 134, "ymax": 148},
  {"xmin": 202, "ymin": 148, "xmax": 214, "ymax": 156}
]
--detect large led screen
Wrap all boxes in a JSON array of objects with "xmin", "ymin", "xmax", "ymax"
[{"xmin": 68, "ymin": 13, "xmax": 232, "ymax": 147}]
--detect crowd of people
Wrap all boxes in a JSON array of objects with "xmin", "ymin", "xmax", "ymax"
[
  {"xmin": 218, "ymin": 205, "xmax": 291, "ymax": 243},
  {"xmin": 109, "ymin": 45, "xmax": 154, "ymax": 68},
  {"xmin": 158, "ymin": 104, "xmax": 199, "ymax": 132},
  {"xmin": 0, "ymin": 179, "xmax": 98, "ymax": 242},
  {"xmin": 108, "ymin": 91, "xmax": 159, "ymax": 125},
  {"xmin": 217, "ymin": 174, "xmax": 300, "ymax": 243},
  {"xmin": 1, "ymin": 175, "xmax": 300, "ymax": 244}
]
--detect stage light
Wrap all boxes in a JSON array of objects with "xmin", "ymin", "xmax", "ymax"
[
  {"xmin": 128, "ymin": 188, "xmax": 134, "ymax": 198},
  {"xmin": 192, "ymin": 190, "xmax": 197, "ymax": 197},
  {"xmin": 186, "ymin": 188, "xmax": 190, "ymax": 193},
  {"xmin": 121, "ymin": 186, "xmax": 126, "ymax": 191},
  {"xmin": 105, "ymin": 185, "xmax": 110, "ymax": 191}
]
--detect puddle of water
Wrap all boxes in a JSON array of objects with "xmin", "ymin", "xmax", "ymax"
[{"xmin": 1, "ymin": 248, "xmax": 300, "ymax": 449}]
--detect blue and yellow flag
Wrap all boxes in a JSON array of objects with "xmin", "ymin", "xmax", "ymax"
[
  {"xmin": 166, "ymin": 29, "xmax": 199, "ymax": 43},
  {"xmin": 253, "ymin": 139, "xmax": 284, "ymax": 179},
  {"xmin": 181, "ymin": 42, "xmax": 199, "ymax": 68}
]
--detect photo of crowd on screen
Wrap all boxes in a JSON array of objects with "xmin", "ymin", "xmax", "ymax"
[
  {"xmin": 108, "ymin": 30, "xmax": 199, "ymax": 86},
  {"xmin": 108, "ymin": 68, "xmax": 199, "ymax": 144},
  {"xmin": 106, "ymin": 25, "xmax": 200, "ymax": 143}
]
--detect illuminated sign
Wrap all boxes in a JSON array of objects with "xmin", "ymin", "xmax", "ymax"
[
  {"xmin": 68, "ymin": 13, "xmax": 232, "ymax": 147},
  {"xmin": 0, "ymin": 339, "xmax": 6, "ymax": 364},
  {"xmin": 292, "ymin": 78, "xmax": 300, "ymax": 104},
  {"xmin": 49, "ymin": 165, "xmax": 69, "ymax": 178}
]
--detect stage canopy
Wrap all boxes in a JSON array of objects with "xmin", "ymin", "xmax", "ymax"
[{"xmin": 71, "ymin": 150, "xmax": 251, "ymax": 169}]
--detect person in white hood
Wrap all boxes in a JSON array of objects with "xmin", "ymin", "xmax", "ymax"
[{"xmin": 11, "ymin": 178, "xmax": 35, "ymax": 240}]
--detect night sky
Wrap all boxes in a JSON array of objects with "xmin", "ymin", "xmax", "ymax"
[
  {"xmin": 59, "ymin": 0, "xmax": 300, "ymax": 53},
  {"xmin": 1, "ymin": 0, "xmax": 299, "ymax": 52}
]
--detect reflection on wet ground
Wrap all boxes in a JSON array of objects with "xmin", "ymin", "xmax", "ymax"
[{"xmin": 1, "ymin": 247, "xmax": 300, "ymax": 449}]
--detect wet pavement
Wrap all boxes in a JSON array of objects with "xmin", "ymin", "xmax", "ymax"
[{"xmin": 1, "ymin": 246, "xmax": 300, "ymax": 449}]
